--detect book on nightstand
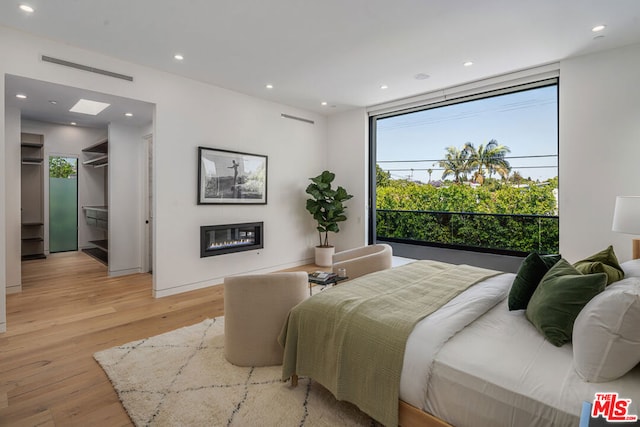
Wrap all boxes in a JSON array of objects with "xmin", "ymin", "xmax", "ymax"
[{"xmin": 308, "ymin": 271, "xmax": 338, "ymax": 284}]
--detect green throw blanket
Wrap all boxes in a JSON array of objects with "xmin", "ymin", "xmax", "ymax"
[{"xmin": 279, "ymin": 260, "xmax": 501, "ymax": 427}]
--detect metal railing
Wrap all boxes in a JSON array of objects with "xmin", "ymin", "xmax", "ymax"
[{"xmin": 376, "ymin": 209, "xmax": 559, "ymax": 255}]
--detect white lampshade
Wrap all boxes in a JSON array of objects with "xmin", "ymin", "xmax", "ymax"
[{"xmin": 612, "ymin": 196, "xmax": 640, "ymax": 234}]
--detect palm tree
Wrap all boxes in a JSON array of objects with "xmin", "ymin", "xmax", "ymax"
[
  {"xmin": 427, "ymin": 168, "xmax": 433, "ymax": 183},
  {"xmin": 439, "ymin": 146, "xmax": 470, "ymax": 183},
  {"xmin": 463, "ymin": 139, "xmax": 511, "ymax": 184}
]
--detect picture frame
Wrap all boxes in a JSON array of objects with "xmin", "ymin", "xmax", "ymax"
[{"xmin": 198, "ymin": 147, "xmax": 267, "ymax": 204}]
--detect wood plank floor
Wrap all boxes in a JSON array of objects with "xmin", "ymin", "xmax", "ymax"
[{"xmin": 1, "ymin": 251, "xmax": 280, "ymax": 426}]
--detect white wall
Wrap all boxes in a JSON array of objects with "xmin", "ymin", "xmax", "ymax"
[
  {"xmin": 5, "ymin": 107, "xmax": 21, "ymax": 294},
  {"xmin": 153, "ymin": 101, "xmax": 326, "ymax": 296},
  {"xmin": 559, "ymin": 42, "xmax": 640, "ymax": 263},
  {"xmin": 108, "ymin": 122, "xmax": 144, "ymax": 276},
  {"xmin": 1, "ymin": 24, "xmax": 327, "ymax": 330},
  {"xmin": 326, "ymin": 108, "xmax": 369, "ymax": 252}
]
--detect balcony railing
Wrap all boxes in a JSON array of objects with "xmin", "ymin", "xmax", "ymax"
[{"xmin": 376, "ymin": 209, "xmax": 559, "ymax": 255}]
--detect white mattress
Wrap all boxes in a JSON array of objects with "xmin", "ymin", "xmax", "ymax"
[
  {"xmin": 400, "ymin": 272, "xmax": 514, "ymax": 408},
  {"xmin": 425, "ymin": 297, "xmax": 640, "ymax": 427}
]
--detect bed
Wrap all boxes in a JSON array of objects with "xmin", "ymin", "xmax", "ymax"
[{"xmin": 279, "ymin": 256, "xmax": 640, "ymax": 427}]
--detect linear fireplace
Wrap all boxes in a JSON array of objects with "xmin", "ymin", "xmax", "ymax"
[{"xmin": 200, "ymin": 222, "xmax": 263, "ymax": 257}]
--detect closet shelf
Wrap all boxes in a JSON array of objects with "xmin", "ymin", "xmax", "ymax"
[
  {"xmin": 22, "ymin": 158, "xmax": 44, "ymax": 165},
  {"xmin": 22, "ymin": 253, "xmax": 47, "ymax": 261},
  {"xmin": 89, "ymin": 239, "xmax": 108, "ymax": 251},
  {"xmin": 21, "ymin": 142, "xmax": 44, "ymax": 148},
  {"xmin": 82, "ymin": 154, "xmax": 108, "ymax": 167},
  {"xmin": 21, "ymin": 132, "xmax": 46, "ymax": 262},
  {"xmin": 82, "ymin": 138, "xmax": 108, "ymax": 154}
]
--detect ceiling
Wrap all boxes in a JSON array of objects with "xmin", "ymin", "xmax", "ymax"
[
  {"xmin": 2, "ymin": 0, "xmax": 640, "ymax": 124},
  {"xmin": 5, "ymin": 75, "xmax": 155, "ymax": 128}
]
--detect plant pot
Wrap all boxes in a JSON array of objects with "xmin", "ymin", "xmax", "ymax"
[{"xmin": 314, "ymin": 246, "xmax": 335, "ymax": 267}]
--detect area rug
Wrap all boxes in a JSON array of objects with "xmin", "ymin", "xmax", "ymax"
[{"xmin": 94, "ymin": 317, "xmax": 378, "ymax": 426}]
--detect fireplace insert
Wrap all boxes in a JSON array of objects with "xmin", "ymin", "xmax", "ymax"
[{"xmin": 200, "ymin": 222, "xmax": 263, "ymax": 257}]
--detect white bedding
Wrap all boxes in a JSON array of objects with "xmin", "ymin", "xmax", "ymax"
[
  {"xmin": 400, "ymin": 272, "xmax": 514, "ymax": 408},
  {"xmin": 400, "ymin": 270, "xmax": 640, "ymax": 427}
]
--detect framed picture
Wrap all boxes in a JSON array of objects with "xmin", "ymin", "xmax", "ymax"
[{"xmin": 198, "ymin": 147, "xmax": 267, "ymax": 204}]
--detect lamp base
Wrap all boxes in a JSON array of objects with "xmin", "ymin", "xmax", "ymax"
[{"xmin": 633, "ymin": 239, "xmax": 640, "ymax": 260}]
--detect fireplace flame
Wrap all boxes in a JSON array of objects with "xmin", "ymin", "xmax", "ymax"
[{"xmin": 207, "ymin": 238, "xmax": 254, "ymax": 250}]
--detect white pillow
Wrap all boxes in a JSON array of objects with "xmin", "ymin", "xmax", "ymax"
[
  {"xmin": 572, "ymin": 277, "xmax": 640, "ymax": 382},
  {"xmin": 621, "ymin": 259, "xmax": 640, "ymax": 278}
]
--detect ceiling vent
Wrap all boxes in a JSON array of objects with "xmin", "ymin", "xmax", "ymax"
[
  {"xmin": 281, "ymin": 113, "xmax": 314, "ymax": 124},
  {"xmin": 41, "ymin": 55, "xmax": 134, "ymax": 82}
]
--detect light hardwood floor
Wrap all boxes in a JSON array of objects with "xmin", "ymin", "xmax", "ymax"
[{"xmin": 0, "ymin": 251, "xmax": 237, "ymax": 426}]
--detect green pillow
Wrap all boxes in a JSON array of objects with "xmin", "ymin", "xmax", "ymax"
[
  {"xmin": 525, "ymin": 258, "xmax": 606, "ymax": 347},
  {"xmin": 508, "ymin": 253, "xmax": 561, "ymax": 310},
  {"xmin": 573, "ymin": 246, "xmax": 624, "ymax": 285}
]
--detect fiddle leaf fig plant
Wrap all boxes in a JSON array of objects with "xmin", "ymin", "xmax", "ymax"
[{"xmin": 305, "ymin": 170, "xmax": 353, "ymax": 247}]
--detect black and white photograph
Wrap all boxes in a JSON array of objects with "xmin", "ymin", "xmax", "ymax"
[{"xmin": 198, "ymin": 147, "xmax": 267, "ymax": 204}]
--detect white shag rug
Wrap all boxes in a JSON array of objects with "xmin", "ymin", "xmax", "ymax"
[{"xmin": 94, "ymin": 317, "xmax": 378, "ymax": 426}]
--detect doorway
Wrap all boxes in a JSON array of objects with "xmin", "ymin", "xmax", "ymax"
[
  {"xmin": 49, "ymin": 155, "xmax": 78, "ymax": 253},
  {"xmin": 5, "ymin": 74, "xmax": 156, "ymax": 302}
]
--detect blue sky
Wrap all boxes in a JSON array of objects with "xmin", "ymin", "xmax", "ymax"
[{"xmin": 376, "ymin": 85, "xmax": 558, "ymax": 183}]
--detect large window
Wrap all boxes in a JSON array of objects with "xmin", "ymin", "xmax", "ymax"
[{"xmin": 371, "ymin": 80, "xmax": 558, "ymax": 255}]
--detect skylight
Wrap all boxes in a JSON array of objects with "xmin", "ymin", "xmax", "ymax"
[{"xmin": 69, "ymin": 99, "xmax": 111, "ymax": 115}]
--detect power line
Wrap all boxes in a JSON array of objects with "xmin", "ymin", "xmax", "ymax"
[
  {"xmin": 377, "ymin": 98, "xmax": 556, "ymax": 131},
  {"xmin": 377, "ymin": 154, "xmax": 557, "ymax": 164},
  {"xmin": 385, "ymin": 165, "xmax": 557, "ymax": 172}
]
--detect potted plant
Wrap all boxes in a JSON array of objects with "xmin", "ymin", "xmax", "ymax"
[{"xmin": 305, "ymin": 170, "xmax": 353, "ymax": 266}]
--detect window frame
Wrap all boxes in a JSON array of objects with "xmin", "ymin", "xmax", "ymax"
[{"xmin": 368, "ymin": 77, "xmax": 560, "ymax": 256}]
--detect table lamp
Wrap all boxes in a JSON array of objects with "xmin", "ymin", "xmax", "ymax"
[{"xmin": 612, "ymin": 196, "xmax": 640, "ymax": 259}]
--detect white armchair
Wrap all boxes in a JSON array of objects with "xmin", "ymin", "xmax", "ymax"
[
  {"xmin": 223, "ymin": 272, "xmax": 308, "ymax": 367},
  {"xmin": 331, "ymin": 243, "xmax": 393, "ymax": 281}
]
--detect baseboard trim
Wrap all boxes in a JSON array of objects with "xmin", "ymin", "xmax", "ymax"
[
  {"xmin": 6, "ymin": 284, "xmax": 22, "ymax": 294},
  {"xmin": 108, "ymin": 267, "xmax": 142, "ymax": 277}
]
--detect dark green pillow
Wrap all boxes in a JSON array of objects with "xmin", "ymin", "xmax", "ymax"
[
  {"xmin": 525, "ymin": 258, "xmax": 606, "ymax": 347},
  {"xmin": 508, "ymin": 253, "xmax": 561, "ymax": 310},
  {"xmin": 573, "ymin": 246, "xmax": 624, "ymax": 285}
]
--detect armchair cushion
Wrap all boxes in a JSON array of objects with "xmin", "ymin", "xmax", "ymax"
[{"xmin": 332, "ymin": 244, "xmax": 393, "ymax": 281}]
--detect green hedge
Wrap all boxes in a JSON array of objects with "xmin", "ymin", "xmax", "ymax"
[{"xmin": 376, "ymin": 180, "xmax": 558, "ymax": 254}]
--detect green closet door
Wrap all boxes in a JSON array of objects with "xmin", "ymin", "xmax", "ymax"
[{"xmin": 49, "ymin": 157, "xmax": 78, "ymax": 253}]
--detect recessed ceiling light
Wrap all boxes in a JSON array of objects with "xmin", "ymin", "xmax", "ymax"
[
  {"xmin": 321, "ymin": 101, "xmax": 328, "ymax": 106},
  {"xmin": 592, "ymin": 25, "xmax": 606, "ymax": 32},
  {"xmin": 266, "ymin": 84, "xmax": 274, "ymax": 89},
  {"xmin": 463, "ymin": 61, "xmax": 474, "ymax": 67},
  {"xmin": 380, "ymin": 85, "xmax": 388, "ymax": 90},
  {"xmin": 49, "ymin": 100, "xmax": 57, "ymax": 105},
  {"xmin": 125, "ymin": 112, "xmax": 133, "ymax": 117},
  {"xmin": 16, "ymin": 93, "xmax": 27, "ymax": 99},
  {"xmin": 174, "ymin": 54, "xmax": 184, "ymax": 61},
  {"xmin": 414, "ymin": 73, "xmax": 430, "ymax": 80},
  {"xmin": 69, "ymin": 99, "xmax": 111, "ymax": 115},
  {"xmin": 70, "ymin": 122, "xmax": 77, "ymax": 126},
  {"xmin": 19, "ymin": 4, "xmax": 34, "ymax": 13}
]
